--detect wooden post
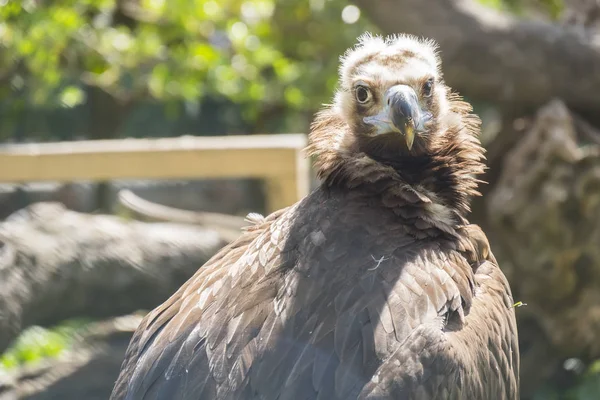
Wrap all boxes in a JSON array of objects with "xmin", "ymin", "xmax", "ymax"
[{"xmin": 264, "ymin": 147, "xmax": 311, "ymax": 212}]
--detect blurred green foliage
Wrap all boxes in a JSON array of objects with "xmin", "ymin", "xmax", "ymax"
[
  {"xmin": 531, "ymin": 359, "xmax": 600, "ymax": 400},
  {"xmin": 0, "ymin": 0, "xmax": 375, "ymax": 140},
  {"xmin": 480, "ymin": 0, "xmax": 564, "ymax": 18},
  {"xmin": 0, "ymin": 319, "xmax": 90, "ymax": 371},
  {"xmin": 569, "ymin": 360, "xmax": 600, "ymax": 400}
]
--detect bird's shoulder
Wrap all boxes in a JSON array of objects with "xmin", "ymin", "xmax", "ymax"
[{"xmin": 359, "ymin": 223, "xmax": 519, "ymax": 400}]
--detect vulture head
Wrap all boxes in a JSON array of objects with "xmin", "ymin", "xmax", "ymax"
[
  {"xmin": 337, "ymin": 33, "xmax": 445, "ymax": 154},
  {"xmin": 309, "ymin": 33, "xmax": 485, "ymax": 224}
]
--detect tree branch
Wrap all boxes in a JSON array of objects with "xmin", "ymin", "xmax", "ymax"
[
  {"xmin": 355, "ymin": 0, "xmax": 600, "ymax": 118},
  {"xmin": 116, "ymin": 189, "xmax": 246, "ymax": 243},
  {"xmin": 0, "ymin": 202, "xmax": 242, "ymax": 354}
]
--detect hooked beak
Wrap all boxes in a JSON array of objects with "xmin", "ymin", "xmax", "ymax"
[{"xmin": 363, "ymin": 84, "xmax": 431, "ymax": 151}]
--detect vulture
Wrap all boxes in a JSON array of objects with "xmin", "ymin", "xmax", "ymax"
[{"xmin": 111, "ymin": 33, "xmax": 520, "ymax": 400}]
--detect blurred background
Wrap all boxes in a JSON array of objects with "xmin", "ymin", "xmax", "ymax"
[{"xmin": 0, "ymin": 0, "xmax": 600, "ymax": 399}]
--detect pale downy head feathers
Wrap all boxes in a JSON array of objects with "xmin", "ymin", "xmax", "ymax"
[
  {"xmin": 339, "ymin": 33, "xmax": 441, "ymax": 90},
  {"xmin": 307, "ymin": 32, "xmax": 485, "ymax": 223}
]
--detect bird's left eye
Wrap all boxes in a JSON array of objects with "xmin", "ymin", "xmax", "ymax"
[{"xmin": 423, "ymin": 78, "xmax": 435, "ymax": 97}]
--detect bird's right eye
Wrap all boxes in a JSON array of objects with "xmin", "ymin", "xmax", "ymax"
[{"xmin": 355, "ymin": 86, "xmax": 371, "ymax": 104}]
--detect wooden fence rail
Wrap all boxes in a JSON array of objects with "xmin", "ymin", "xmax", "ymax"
[{"xmin": 0, "ymin": 134, "xmax": 310, "ymax": 212}]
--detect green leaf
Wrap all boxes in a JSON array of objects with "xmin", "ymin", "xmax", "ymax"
[
  {"xmin": 60, "ymin": 86, "xmax": 86, "ymax": 108},
  {"xmin": 284, "ymin": 86, "xmax": 304, "ymax": 107},
  {"xmin": 149, "ymin": 63, "xmax": 169, "ymax": 98}
]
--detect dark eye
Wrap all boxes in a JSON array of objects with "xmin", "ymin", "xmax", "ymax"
[
  {"xmin": 423, "ymin": 78, "xmax": 434, "ymax": 97},
  {"xmin": 355, "ymin": 85, "xmax": 371, "ymax": 104}
]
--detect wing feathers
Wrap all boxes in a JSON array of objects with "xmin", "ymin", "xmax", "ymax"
[{"xmin": 111, "ymin": 187, "xmax": 517, "ymax": 400}]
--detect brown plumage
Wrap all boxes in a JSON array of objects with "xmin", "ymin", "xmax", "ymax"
[{"xmin": 111, "ymin": 33, "xmax": 519, "ymax": 400}]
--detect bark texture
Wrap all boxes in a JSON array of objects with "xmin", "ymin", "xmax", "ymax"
[
  {"xmin": 0, "ymin": 202, "xmax": 243, "ymax": 356},
  {"xmin": 485, "ymin": 100, "xmax": 600, "ymax": 396}
]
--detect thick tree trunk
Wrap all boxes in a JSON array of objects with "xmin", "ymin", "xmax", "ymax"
[{"xmin": 0, "ymin": 202, "xmax": 243, "ymax": 356}]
